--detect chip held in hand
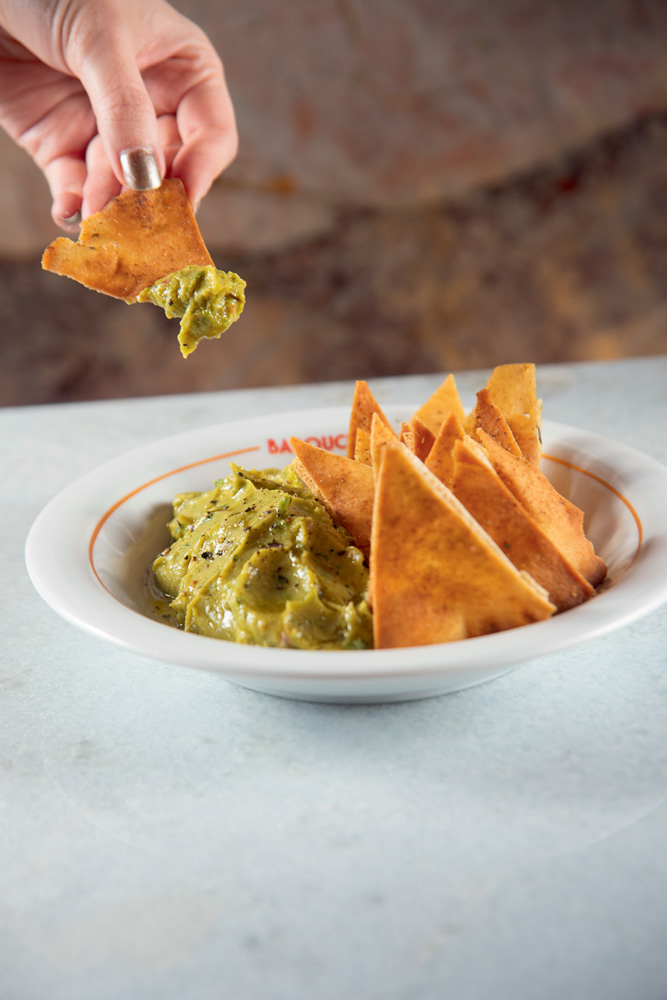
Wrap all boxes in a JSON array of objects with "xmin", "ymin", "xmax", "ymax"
[
  {"xmin": 41, "ymin": 178, "xmax": 246, "ymax": 355},
  {"xmin": 41, "ymin": 178, "xmax": 213, "ymax": 300}
]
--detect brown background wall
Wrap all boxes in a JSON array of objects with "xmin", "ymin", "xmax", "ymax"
[{"xmin": 1, "ymin": 0, "xmax": 667, "ymax": 406}]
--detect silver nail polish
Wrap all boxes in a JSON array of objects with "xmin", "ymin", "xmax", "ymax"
[
  {"xmin": 60, "ymin": 210, "xmax": 82, "ymax": 226},
  {"xmin": 120, "ymin": 147, "xmax": 161, "ymax": 190}
]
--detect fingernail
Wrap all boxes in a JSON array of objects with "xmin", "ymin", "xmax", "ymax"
[
  {"xmin": 120, "ymin": 147, "xmax": 161, "ymax": 190},
  {"xmin": 59, "ymin": 210, "xmax": 82, "ymax": 230}
]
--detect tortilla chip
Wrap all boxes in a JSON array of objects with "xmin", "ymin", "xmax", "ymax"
[
  {"xmin": 289, "ymin": 436, "xmax": 374, "ymax": 556},
  {"xmin": 353, "ymin": 427, "xmax": 372, "ymax": 466},
  {"xmin": 411, "ymin": 373, "xmax": 467, "ymax": 436},
  {"xmin": 346, "ymin": 381, "xmax": 395, "ymax": 459},
  {"xmin": 477, "ymin": 430, "xmax": 607, "ymax": 588},
  {"xmin": 425, "ymin": 412, "xmax": 466, "ymax": 489},
  {"xmin": 370, "ymin": 443, "xmax": 555, "ymax": 648},
  {"xmin": 450, "ymin": 437, "xmax": 594, "ymax": 611},
  {"xmin": 483, "ymin": 363, "xmax": 542, "ymax": 466},
  {"xmin": 41, "ymin": 178, "xmax": 213, "ymax": 300},
  {"xmin": 469, "ymin": 388, "xmax": 523, "ymax": 458}
]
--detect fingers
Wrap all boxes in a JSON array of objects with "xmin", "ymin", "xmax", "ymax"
[
  {"xmin": 42, "ymin": 154, "xmax": 87, "ymax": 232},
  {"xmin": 81, "ymin": 115, "xmax": 179, "ymax": 217},
  {"xmin": 74, "ymin": 23, "xmax": 164, "ymax": 192},
  {"xmin": 81, "ymin": 133, "xmax": 122, "ymax": 217},
  {"xmin": 77, "ymin": 29, "xmax": 163, "ymax": 215},
  {"xmin": 171, "ymin": 131, "xmax": 237, "ymax": 213},
  {"xmin": 50, "ymin": 81, "xmax": 237, "ymax": 224},
  {"xmin": 156, "ymin": 114, "xmax": 182, "ymax": 173},
  {"xmin": 171, "ymin": 74, "xmax": 238, "ymax": 210},
  {"xmin": 50, "ymin": 5, "xmax": 237, "ymax": 219}
]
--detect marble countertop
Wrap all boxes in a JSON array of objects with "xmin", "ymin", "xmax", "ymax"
[{"xmin": 3, "ymin": 357, "xmax": 667, "ymax": 1000}]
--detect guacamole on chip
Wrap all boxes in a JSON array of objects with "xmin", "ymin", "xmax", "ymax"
[{"xmin": 138, "ymin": 265, "xmax": 246, "ymax": 357}]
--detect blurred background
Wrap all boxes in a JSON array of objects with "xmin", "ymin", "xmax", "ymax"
[{"xmin": 2, "ymin": 0, "xmax": 667, "ymax": 407}]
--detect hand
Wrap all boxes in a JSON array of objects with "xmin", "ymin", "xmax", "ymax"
[{"xmin": 0, "ymin": 0, "xmax": 237, "ymax": 230}]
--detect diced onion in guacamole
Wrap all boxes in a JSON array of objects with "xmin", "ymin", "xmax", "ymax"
[
  {"xmin": 150, "ymin": 465, "xmax": 373, "ymax": 650},
  {"xmin": 138, "ymin": 265, "xmax": 246, "ymax": 357}
]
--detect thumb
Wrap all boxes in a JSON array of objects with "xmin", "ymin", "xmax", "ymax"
[{"xmin": 73, "ymin": 25, "xmax": 164, "ymax": 188}]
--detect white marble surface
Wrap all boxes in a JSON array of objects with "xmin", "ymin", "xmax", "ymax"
[{"xmin": 3, "ymin": 357, "xmax": 667, "ymax": 1000}]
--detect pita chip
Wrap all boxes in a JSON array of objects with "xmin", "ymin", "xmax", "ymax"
[
  {"xmin": 399, "ymin": 422, "xmax": 415, "ymax": 454},
  {"xmin": 411, "ymin": 373, "xmax": 467, "ymax": 436},
  {"xmin": 289, "ymin": 437, "xmax": 374, "ymax": 556},
  {"xmin": 477, "ymin": 429, "xmax": 607, "ymax": 588},
  {"xmin": 450, "ymin": 436, "xmax": 594, "ymax": 611},
  {"xmin": 353, "ymin": 427, "xmax": 372, "ymax": 466},
  {"xmin": 425, "ymin": 412, "xmax": 466, "ymax": 489},
  {"xmin": 371, "ymin": 412, "xmax": 405, "ymax": 482},
  {"xmin": 370, "ymin": 443, "xmax": 555, "ymax": 649},
  {"xmin": 469, "ymin": 388, "xmax": 523, "ymax": 458},
  {"xmin": 483, "ymin": 363, "xmax": 542, "ymax": 466},
  {"xmin": 346, "ymin": 381, "xmax": 395, "ymax": 459},
  {"xmin": 42, "ymin": 178, "xmax": 213, "ymax": 300},
  {"xmin": 407, "ymin": 415, "xmax": 436, "ymax": 462}
]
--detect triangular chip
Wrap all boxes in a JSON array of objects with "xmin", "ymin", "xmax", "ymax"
[
  {"xmin": 411, "ymin": 373, "xmax": 467, "ymax": 436},
  {"xmin": 289, "ymin": 437, "xmax": 374, "ymax": 556},
  {"xmin": 371, "ymin": 412, "xmax": 405, "ymax": 482},
  {"xmin": 368, "ymin": 413, "xmax": 411, "ymax": 607},
  {"xmin": 347, "ymin": 381, "xmax": 394, "ymax": 459},
  {"xmin": 41, "ymin": 178, "xmax": 213, "ymax": 300},
  {"xmin": 399, "ymin": 422, "xmax": 415, "ymax": 454},
  {"xmin": 469, "ymin": 388, "xmax": 523, "ymax": 458},
  {"xmin": 370, "ymin": 443, "xmax": 555, "ymax": 648},
  {"xmin": 408, "ymin": 415, "xmax": 436, "ymax": 462},
  {"xmin": 477, "ymin": 430, "xmax": 607, "ymax": 587},
  {"xmin": 450, "ymin": 437, "xmax": 594, "ymax": 611},
  {"xmin": 483, "ymin": 363, "xmax": 542, "ymax": 466},
  {"xmin": 425, "ymin": 412, "xmax": 465, "ymax": 489},
  {"xmin": 353, "ymin": 427, "xmax": 372, "ymax": 466}
]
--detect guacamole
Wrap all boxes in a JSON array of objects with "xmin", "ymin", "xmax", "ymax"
[
  {"xmin": 138, "ymin": 265, "xmax": 246, "ymax": 357},
  {"xmin": 150, "ymin": 465, "xmax": 373, "ymax": 650}
]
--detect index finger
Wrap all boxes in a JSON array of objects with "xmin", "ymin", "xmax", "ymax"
[{"xmin": 170, "ymin": 73, "xmax": 238, "ymax": 209}]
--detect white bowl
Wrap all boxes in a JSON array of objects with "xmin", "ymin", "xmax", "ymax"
[{"xmin": 25, "ymin": 406, "xmax": 667, "ymax": 703}]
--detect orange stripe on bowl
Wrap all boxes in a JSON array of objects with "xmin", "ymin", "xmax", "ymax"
[
  {"xmin": 88, "ymin": 445, "xmax": 261, "ymax": 583},
  {"xmin": 543, "ymin": 452, "xmax": 643, "ymax": 549}
]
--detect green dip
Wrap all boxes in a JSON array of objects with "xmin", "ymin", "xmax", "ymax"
[
  {"xmin": 151, "ymin": 465, "xmax": 373, "ymax": 650},
  {"xmin": 138, "ymin": 265, "xmax": 246, "ymax": 357}
]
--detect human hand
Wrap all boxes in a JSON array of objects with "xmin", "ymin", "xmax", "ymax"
[{"xmin": 0, "ymin": 0, "xmax": 237, "ymax": 230}]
